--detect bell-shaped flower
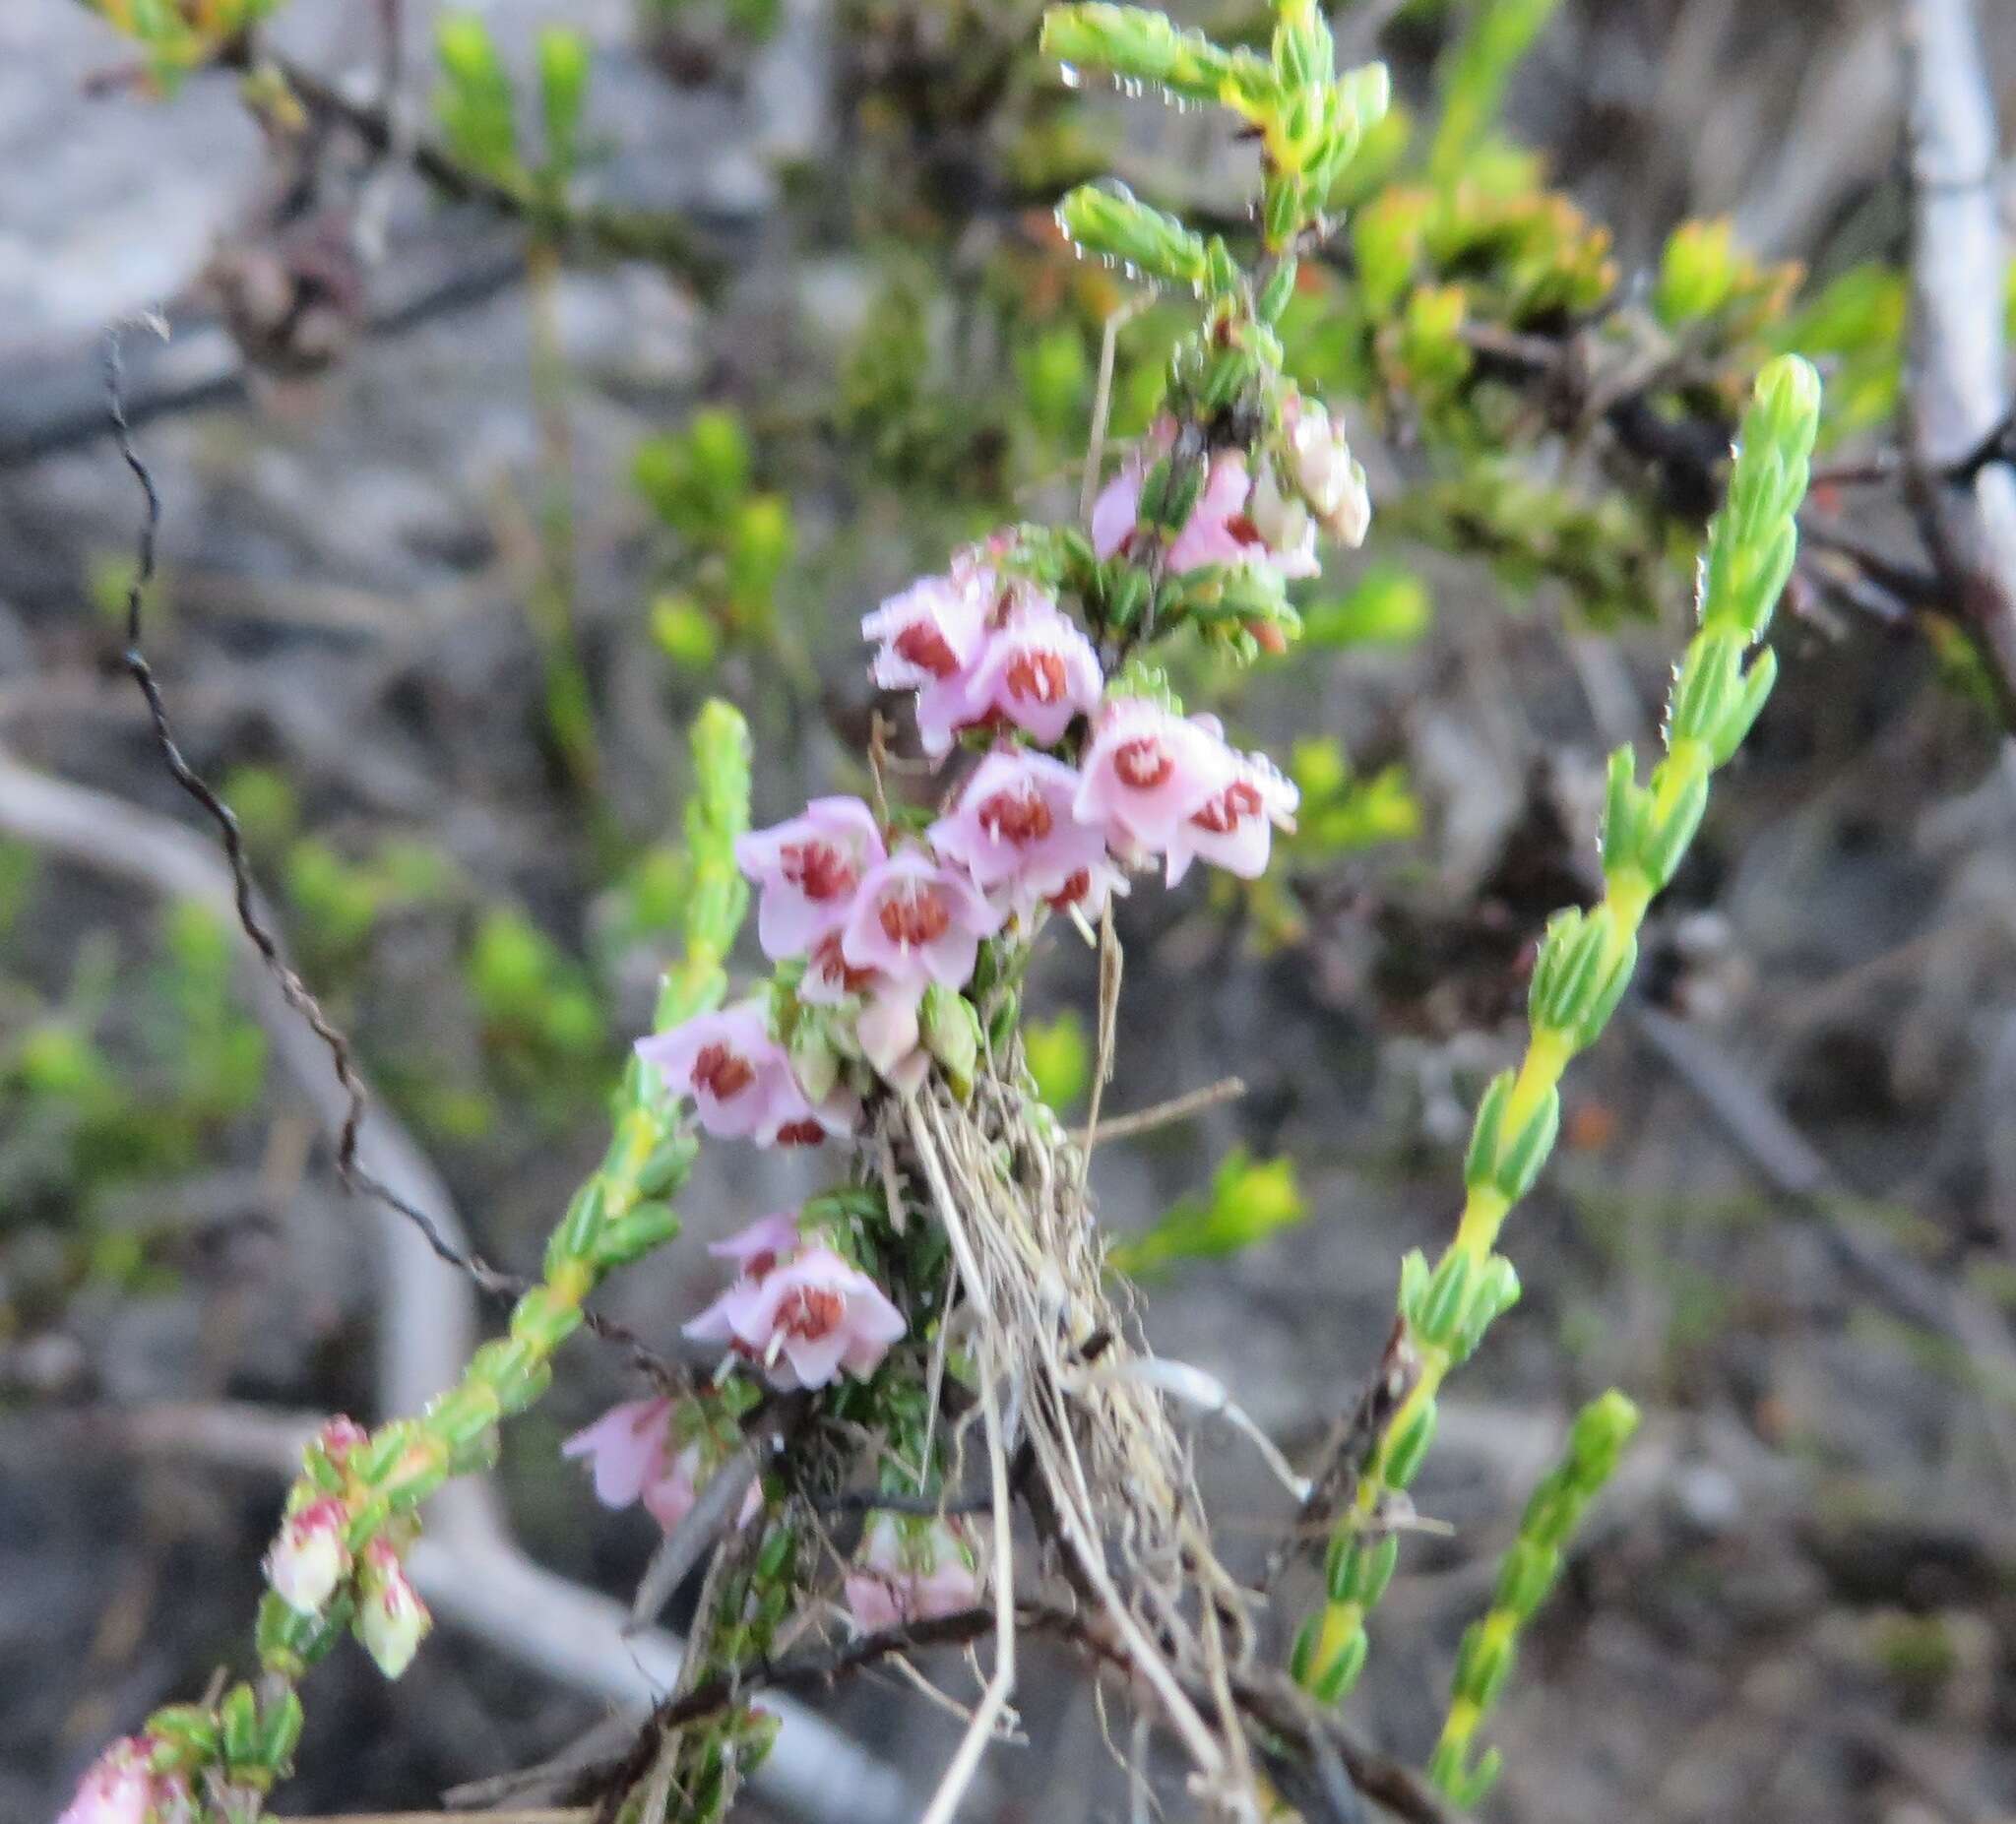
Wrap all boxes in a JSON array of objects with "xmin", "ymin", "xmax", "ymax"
[
  {"xmin": 735, "ymin": 797, "xmax": 886, "ymax": 961},
  {"xmin": 1095, "ymin": 445, "xmax": 1311, "ymax": 580},
  {"xmin": 1037, "ymin": 855, "xmax": 1132, "ymax": 924},
  {"xmin": 1284, "ymin": 395, "xmax": 1372, "ymax": 548},
  {"xmin": 928, "ymin": 749, "xmax": 1110, "ymax": 913},
  {"xmin": 354, "ymin": 1538, "xmax": 432, "ymax": 1680},
  {"xmin": 841, "ymin": 848, "xmax": 1002, "ymax": 993},
  {"xmin": 708, "ymin": 1210, "xmax": 802, "ymax": 1279},
  {"xmin": 637, "ymin": 1000, "xmax": 794, "ymax": 1142},
  {"xmin": 562, "ymin": 1395, "xmax": 762, "ymax": 1535},
  {"xmin": 1163, "ymin": 741, "xmax": 1300, "ymax": 885},
  {"xmin": 755, "ymin": 1070, "xmax": 861, "ymax": 1149},
  {"xmin": 694, "ymin": 1242, "xmax": 908, "ymax": 1390},
  {"xmin": 1074, "ymin": 698, "xmax": 1238, "ymax": 854},
  {"xmin": 844, "ymin": 1515, "xmax": 984, "ymax": 1633},
  {"xmin": 1246, "ymin": 462, "xmax": 1321, "ymax": 578},
  {"xmin": 861, "ymin": 572, "xmax": 989, "ymax": 690},
  {"xmin": 930, "ymin": 602, "xmax": 1102, "ymax": 754},
  {"xmin": 265, "ymin": 1495, "xmax": 351, "ymax": 1617}
]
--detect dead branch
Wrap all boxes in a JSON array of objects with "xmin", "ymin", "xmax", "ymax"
[{"xmin": 1901, "ymin": 0, "xmax": 2016, "ymax": 723}]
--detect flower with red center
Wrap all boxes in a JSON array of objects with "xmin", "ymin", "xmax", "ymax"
[
  {"xmin": 637, "ymin": 1000, "xmax": 797, "ymax": 1142},
  {"xmin": 861, "ymin": 573, "xmax": 989, "ymax": 689},
  {"xmin": 1040, "ymin": 856, "xmax": 1131, "ymax": 922},
  {"xmin": 928, "ymin": 749, "xmax": 1111, "ymax": 912},
  {"xmin": 927, "ymin": 603, "xmax": 1102, "ymax": 754},
  {"xmin": 1074, "ymin": 698, "xmax": 1238, "ymax": 854},
  {"xmin": 799, "ymin": 931, "xmax": 885, "ymax": 1006},
  {"xmin": 1163, "ymin": 739, "xmax": 1299, "ymax": 885},
  {"xmin": 735, "ymin": 796, "xmax": 887, "ymax": 961},
  {"xmin": 841, "ymin": 848, "xmax": 1002, "ymax": 992},
  {"xmin": 265, "ymin": 1494, "xmax": 351, "ymax": 1616},
  {"xmin": 57, "ymin": 1739, "xmax": 192, "ymax": 1824},
  {"xmin": 844, "ymin": 1515, "xmax": 984, "ymax": 1633},
  {"xmin": 563, "ymin": 1395, "xmax": 763, "ymax": 1535},
  {"xmin": 690, "ymin": 1242, "xmax": 907, "ymax": 1390}
]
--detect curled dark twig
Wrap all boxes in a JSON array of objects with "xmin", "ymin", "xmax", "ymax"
[{"xmin": 101, "ymin": 328, "xmax": 663, "ymax": 1371}]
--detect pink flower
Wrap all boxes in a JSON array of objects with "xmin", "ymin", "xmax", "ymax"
[
  {"xmin": 266, "ymin": 1495, "xmax": 350, "ymax": 1616},
  {"xmin": 1096, "ymin": 442, "xmax": 1320, "ymax": 579},
  {"xmin": 735, "ymin": 797, "xmax": 887, "ymax": 961},
  {"xmin": 708, "ymin": 1210, "xmax": 803, "ymax": 1278},
  {"xmin": 692, "ymin": 1242, "xmax": 908, "ymax": 1390},
  {"xmin": 355, "ymin": 1539, "xmax": 432, "ymax": 1679},
  {"xmin": 57, "ymin": 1741, "xmax": 189, "ymax": 1824},
  {"xmin": 1036, "ymin": 854, "xmax": 1132, "ymax": 923},
  {"xmin": 844, "ymin": 1516, "xmax": 984, "ymax": 1632},
  {"xmin": 564, "ymin": 1396, "xmax": 762, "ymax": 1536},
  {"xmin": 562, "ymin": 1397, "xmax": 679, "ymax": 1508},
  {"xmin": 930, "ymin": 603, "xmax": 1102, "ymax": 754},
  {"xmin": 755, "ymin": 1070, "xmax": 862, "ymax": 1150},
  {"xmin": 1074, "ymin": 698, "xmax": 1238, "ymax": 854},
  {"xmin": 841, "ymin": 848, "xmax": 1002, "ymax": 993},
  {"xmin": 798, "ymin": 929, "xmax": 885, "ymax": 1007},
  {"xmin": 861, "ymin": 573, "xmax": 989, "ymax": 691},
  {"xmin": 1163, "ymin": 740, "xmax": 1299, "ymax": 885},
  {"xmin": 637, "ymin": 1000, "xmax": 793, "ymax": 1142},
  {"xmin": 928, "ymin": 749, "xmax": 1110, "ymax": 912}
]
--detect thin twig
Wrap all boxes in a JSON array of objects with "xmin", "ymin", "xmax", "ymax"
[{"xmin": 1067, "ymin": 1075, "xmax": 1245, "ymax": 1146}]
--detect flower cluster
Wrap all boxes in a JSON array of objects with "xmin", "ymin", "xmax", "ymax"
[
  {"xmin": 639, "ymin": 408, "xmax": 1372, "ymax": 1136},
  {"xmin": 563, "ymin": 1392, "xmax": 765, "ymax": 1536}
]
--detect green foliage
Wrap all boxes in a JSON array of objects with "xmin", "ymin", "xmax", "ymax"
[
  {"xmin": 1109, "ymin": 1148, "xmax": 1306, "ymax": 1277},
  {"xmin": 434, "ymin": 14, "xmax": 594, "ymax": 195},
  {"xmin": 1428, "ymin": 0, "xmax": 1561, "ymax": 185},
  {"xmin": 82, "ymin": 0, "xmax": 285, "ymax": 86},
  {"xmin": 1296, "ymin": 357, "xmax": 1820, "ymax": 1708},
  {"xmin": 635, "ymin": 409, "xmax": 795, "ymax": 650},
  {"xmin": 147, "ymin": 903, "xmax": 267, "ymax": 1124},
  {"xmin": 1024, "ymin": 1008, "xmax": 1092, "ymax": 1111},
  {"xmin": 466, "ymin": 909, "xmax": 608, "ymax": 1088},
  {"xmin": 1298, "ymin": 564, "xmax": 1433, "ymax": 649},
  {"xmin": 1427, "ymin": 1389, "xmax": 1640, "ymax": 1804}
]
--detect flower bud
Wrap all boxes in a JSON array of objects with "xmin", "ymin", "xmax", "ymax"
[
  {"xmin": 264, "ymin": 1495, "xmax": 351, "ymax": 1616},
  {"xmin": 354, "ymin": 1538, "xmax": 432, "ymax": 1679},
  {"xmin": 1285, "ymin": 398, "xmax": 1372, "ymax": 547},
  {"xmin": 1247, "ymin": 463, "xmax": 1313, "ymax": 560}
]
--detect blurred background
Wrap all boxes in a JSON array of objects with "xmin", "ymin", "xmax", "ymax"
[{"xmin": 5, "ymin": 1, "xmax": 2016, "ymax": 1819}]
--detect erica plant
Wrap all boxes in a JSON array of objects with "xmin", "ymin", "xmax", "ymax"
[{"xmin": 58, "ymin": 3, "xmax": 1821, "ymax": 1821}]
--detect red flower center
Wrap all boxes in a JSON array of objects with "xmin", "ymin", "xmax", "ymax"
[
  {"xmin": 977, "ymin": 786, "xmax": 1052, "ymax": 846},
  {"xmin": 1045, "ymin": 868, "xmax": 1092, "ymax": 911},
  {"xmin": 893, "ymin": 621, "xmax": 962, "ymax": 678},
  {"xmin": 1004, "ymin": 650, "xmax": 1068, "ymax": 705},
  {"xmin": 779, "ymin": 1286, "xmax": 846, "ymax": 1340},
  {"xmin": 743, "ymin": 1250, "xmax": 782, "ymax": 1281},
  {"xmin": 811, "ymin": 932, "xmax": 879, "ymax": 993},
  {"xmin": 1113, "ymin": 737, "xmax": 1173, "ymax": 790},
  {"xmin": 692, "ymin": 1042, "xmax": 757, "ymax": 1101},
  {"xmin": 878, "ymin": 885, "xmax": 952, "ymax": 947},
  {"xmin": 780, "ymin": 839, "xmax": 857, "ymax": 903},
  {"xmin": 1190, "ymin": 779, "xmax": 1264, "ymax": 834},
  {"xmin": 773, "ymin": 1118, "xmax": 827, "ymax": 1147}
]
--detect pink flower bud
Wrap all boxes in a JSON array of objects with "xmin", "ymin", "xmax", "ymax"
[
  {"xmin": 265, "ymin": 1495, "xmax": 351, "ymax": 1616},
  {"xmin": 355, "ymin": 1539, "xmax": 431, "ymax": 1680},
  {"xmin": 56, "ymin": 1740, "xmax": 166, "ymax": 1824},
  {"xmin": 312, "ymin": 1415, "xmax": 368, "ymax": 1473},
  {"xmin": 1285, "ymin": 395, "xmax": 1371, "ymax": 548}
]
